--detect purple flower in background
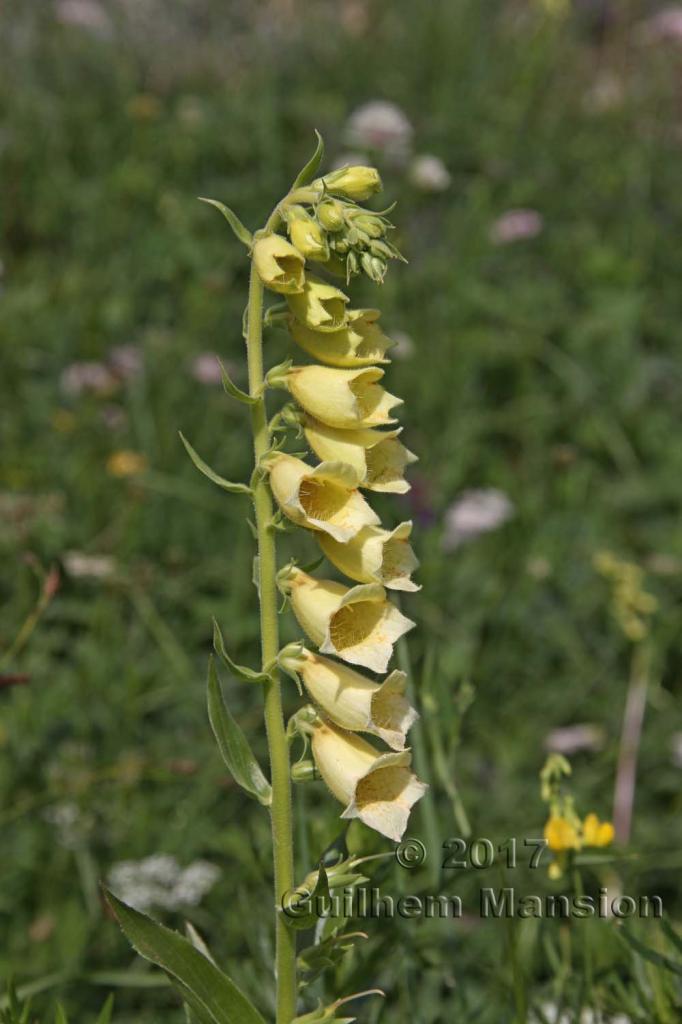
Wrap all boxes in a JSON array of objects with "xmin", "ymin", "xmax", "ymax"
[
  {"xmin": 404, "ymin": 474, "xmax": 437, "ymax": 528},
  {"xmin": 544, "ymin": 724, "xmax": 605, "ymax": 756},
  {"xmin": 442, "ymin": 488, "xmax": 514, "ymax": 550},
  {"xmin": 489, "ymin": 209, "xmax": 544, "ymax": 245},
  {"xmin": 190, "ymin": 352, "xmax": 223, "ymax": 386},
  {"xmin": 109, "ymin": 344, "xmax": 143, "ymax": 380},
  {"xmin": 641, "ymin": 6, "xmax": 682, "ymax": 43}
]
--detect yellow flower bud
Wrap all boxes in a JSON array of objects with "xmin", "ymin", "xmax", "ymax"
[
  {"xmin": 280, "ymin": 567, "xmax": 414, "ymax": 673},
  {"xmin": 303, "ymin": 418, "xmax": 416, "ymax": 493},
  {"xmin": 314, "ymin": 166, "xmax": 382, "ymax": 202},
  {"xmin": 311, "ymin": 720, "xmax": 426, "ymax": 841},
  {"xmin": 289, "ymin": 309, "xmax": 392, "ymax": 368},
  {"xmin": 252, "ymin": 233, "xmax": 305, "ymax": 294},
  {"xmin": 265, "ymin": 452, "xmax": 379, "ymax": 542},
  {"xmin": 544, "ymin": 815, "xmax": 580, "ymax": 852},
  {"xmin": 286, "ymin": 274, "xmax": 349, "ymax": 332},
  {"xmin": 286, "ymin": 206, "xmax": 329, "ymax": 261},
  {"xmin": 282, "ymin": 649, "xmax": 417, "ymax": 750},
  {"xmin": 582, "ymin": 813, "xmax": 615, "ymax": 848},
  {"xmin": 284, "ymin": 366, "xmax": 401, "ymax": 430},
  {"xmin": 319, "ymin": 521, "xmax": 419, "ymax": 592}
]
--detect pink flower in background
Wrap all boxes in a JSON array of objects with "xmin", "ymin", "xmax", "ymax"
[
  {"xmin": 345, "ymin": 101, "xmax": 414, "ymax": 162},
  {"xmin": 489, "ymin": 208, "xmax": 544, "ymax": 245},
  {"xmin": 108, "ymin": 344, "xmax": 143, "ymax": 380},
  {"xmin": 55, "ymin": 0, "xmax": 112, "ymax": 36},
  {"xmin": 544, "ymin": 724, "xmax": 605, "ymax": 756},
  {"xmin": 442, "ymin": 488, "xmax": 514, "ymax": 550},
  {"xmin": 60, "ymin": 361, "xmax": 118, "ymax": 398},
  {"xmin": 641, "ymin": 6, "xmax": 682, "ymax": 43},
  {"xmin": 190, "ymin": 352, "xmax": 223, "ymax": 386}
]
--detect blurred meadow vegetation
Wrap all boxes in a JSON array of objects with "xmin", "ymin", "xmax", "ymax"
[{"xmin": 2, "ymin": 0, "xmax": 682, "ymax": 1021}]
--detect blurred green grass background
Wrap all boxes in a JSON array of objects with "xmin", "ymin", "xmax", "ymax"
[{"xmin": 2, "ymin": 0, "xmax": 682, "ymax": 1020}]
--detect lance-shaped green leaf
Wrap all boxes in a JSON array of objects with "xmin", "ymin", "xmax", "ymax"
[
  {"xmin": 54, "ymin": 1008, "xmax": 69, "ymax": 1024},
  {"xmin": 179, "ymin": 434, "xmax": 251, "ymax": 496},
  {"xmin": 95, "ymin": 996, "xmax": 115, "ymax": 1024},
  {"xmin": 198, "ymin": 198, "xmax": 253, "ymax": 248},
  {"xmin": 291, "ymin": 131, "xmax": 325, "ymax": 191},
  {"xmin": 219, "ymin": 359, "xmax": 259, "ymax": 406},
  {"xmin": 105, "ymin": 892, "xmax": 266, "ymax": 1024},
  {"xmin": 207, "ymin": 657, "xmax": 272, "ymax": 806},
  {"xmin": 212, "ymin": 619, "xmax": 270, "ymax": 683}
]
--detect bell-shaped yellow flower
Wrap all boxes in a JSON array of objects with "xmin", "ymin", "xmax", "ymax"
[
  {"xmin": 265, "ymin": 453, "xmax": 379, "ymax": 543},
  {"xmin": 289, "ymin": 309, "xmax": 392, "ymax": 368},
  {"xmin": 311, "ymin": 720, "xmax": 426, "ymax": 841},
  {"xmin": 282, "ymin": 648, "xmax": 417, "ymax": 750},
  {"xmin": 286, "ymin": 206, "xmax": 329, "ymax": 262},
  {"xmin": 286, "ymin": 274, "xmax": 349, "ymax": 332},
  {"xmin": 252, "ymin": 233, "xmax": 305, "ymax": 294},
  {"xmin": 284, "ymin": 366, "xmax": 401, "ymax": 430},
  {"xmin": 313, "ymin": 166, "xmax": 383, "ymax": 202},
  {"xmin": 319, "ymin": 521, "xmax": 419, "ymax": 592},
  {"xmin": 544, "ymin": 814, "xmax": 580, "ymax": 852},
  {"xmin": 582, "ymin": 813, "xmax": 615, "ymax": 848},
  {"xmin": 280, "ymin": 567, "xmax": 414, "ymax": 673},
  {"xmin": 304, "ymin": 418, "xmax": 416, "ymax": 493}
]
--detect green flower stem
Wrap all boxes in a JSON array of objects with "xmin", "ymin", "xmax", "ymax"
[{"xmin": 245, "ymin": 230, "xmax": 296, "ymax": 1023}]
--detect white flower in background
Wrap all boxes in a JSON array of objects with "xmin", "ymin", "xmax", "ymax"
[
  {"xmin": 671, "ymin": 733, "xmax": 682, "ymax": 769},
  {"xmin": 63, "ymin": 551, "xmax": 117, "ymax": 580},
  {"xmin": 489, "ymin": 208, "xmax": 544, "ymax": 245},
  {"xmin": 544, "ymin": 723, "xmax": 605, "ymax": 756},
  {"xmin": 345, "ymin": 101, "xmax": 414, "ymax": 162},
  {"xmin": 55, "ymin": 0, "xmax": 112, "ymax": 36},
  {"xmin": 107, "ymin": 854, "xmax": 220, "ymax": 912},
  {"xmin": 389, "ymin": 330, "xmax": 415, "ymax": 360},
  {"xmin": 442, "ymin": 488, "xmax": 514, "ymax": 551},
  {"xmin": 190, "ymin": 352, "xmax": 224, "ymax": 386},
  {"xmin": 108, "ymin": 344, "xmax": 143, "ymax": 380},
  {"xmin": 640, "ymin": 6, "xmax": 682, "ymax": 44},
  {"xmin": 409, "ymin": 154, "xmax": 451, "ymax": 192},
  {"xmin": 44, "ymin": 802, "xmax": 82, "ymax": 849},
  {"xmin": 60, "ymin": 361, "xmax": 118, "ymax": 398},
  {"xmin": 584, "ymin": 72, "xmax": 625, "ymax": 114}
]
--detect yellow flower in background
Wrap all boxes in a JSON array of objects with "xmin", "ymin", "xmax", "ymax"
[
  {"xmin": 265, "ymin": 452, "xmax": 379, "ymax": 542},
  {"xmin": 286, "ymin": 206, "xmax": 329, "ymax": 261},
  {"xmin": 303, "ymin": 418, "xmax": 416, "ymax": 493},
  {"xmin": 284, "ymin": 365, "xmax": 402, "ymax": 430},
  {"xmin": 289, "ymin": 308, "xmax": 392, "ymax": 368},
  {"xmin": 544, "ymin": 814, "xmax": 580, "ymax": 852},
  {"xmin": 286, "ymin": 274, "xmax": 349, "ymax": 331},
  {"xmin": 252, "ymin": 233, "xmax": 305, "ymax": 295},
  {"xmin": 313, "ymin": 166, "xmax": 383, "ymax": 202},
  {"xmin": 279, "ymin": 566, "xmax": 414, "ymax": 673},
  {"xmin": 582, "ymin": 812, "xmax": 614, "ymax": 848},
  {"xmin": 280, "ymin": 648, "xmax": 417, "ymax": 750},
  {"xmin": 319, "ymin": 520, "xmax": 419, "ymax": 592},
  {"xmin": 310, "ymin": 720, "xmax": 426, "ymax": 841},
  {"xmin": 106, "ymin": 450, "xmax": 148, "ymax": 477}
]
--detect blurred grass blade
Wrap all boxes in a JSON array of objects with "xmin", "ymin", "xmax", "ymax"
[
  {"xmin": 619, "ymin": 927, "xmax": 682, "ymax": 978},
  {"xmin": 291, "ymin": 130, "xmax": 324, "ymax": 190},
  {"xmin": 179, "ymin": 433, "xmax": 251, "ymax": 495},
  {"xmin": 105, "ymin": 892, "xmax": 267, "ymax": 1024},
  {"xmin": 198, "ymin": 198, "xmax": 252, "ymax": 247},
  {"xmin": 95, "ymin": 995, "xmax": 115, "ymax": 1024},
  {"xmin": 54, "ymin": 1007, "xmax": 68, "ymax": 1024},
  {"xmin": 207, "ymin": 657, "xmax": 272, "ymax": 806}
]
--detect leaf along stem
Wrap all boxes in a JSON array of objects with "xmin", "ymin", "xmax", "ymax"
[{"xmin": 245, "ymin": 208, "xmax": 297, "ymax": 1023}]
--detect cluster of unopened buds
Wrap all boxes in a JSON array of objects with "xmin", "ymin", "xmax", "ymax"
[{"xmin": 251, "ymin": 162, "xmax": 426, "ymax": 844}]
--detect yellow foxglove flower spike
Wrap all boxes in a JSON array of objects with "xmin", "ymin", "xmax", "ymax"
[
  {"xmin": 286, "ymin": 274, "xmax": 349, "ymax": 332},
  {"xmin": 280, "ymin": 648, "xmax": 418, "ymax": 750},
  {"xmin": 312, "ymin": 166, "xmax": 383, "ymax": 202},
  {"xmin": 265, "ymin": 453, "xmax": 379, "ymax": 543},
  {"xmin": 286, "ymin": 206, "xmax": 330, "ymax": 262},
  {"xmin": 252, "ymin": 233, "xmax": 305, "ymax": 295},
  {"xmin": 280, "ymin": 567, "xmax": 414, "ymax": 673},
  {"xmin": 319, "ymin": 521, "xmax": 419, "ymax": 592},
  {"xmin": 289, "ymin": 309, "xmax": 392, "ymax": 368},
  {"xmin": 304, "ymin": 417, "xmax": 417, "ymax": 493},
  {"xmin": 284, "ymin": 366, "xmax": 402, "ymax": 430},
  {"xmin": 311, "ymin": 720, "xmax": 426, "ymax": 842}
]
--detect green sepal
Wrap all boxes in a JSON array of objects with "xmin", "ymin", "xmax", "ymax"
[
  {"xmin": 207, "ymin": 657, "xmax": 272, "ymax": 807},
  {"xmin": 198, "ymin": 198, "xmax": 253, "ymax": 247},
  {"xmin": 298, "ymin": 930, "xmax": 368, "ymax": 987},
  {"xmin": 299, "ymin": 554, "xmax": 324, "ymax": 575},
  {"xmin": 105, "ymin": 891, "xmax": 267, "ymax": 1024},
  {"xmin": 291, "ymin": 131, "xmax": 325, "ymax": 191},
  {"xmin": 179, "ymin": 434, "xmax": 251, "ymax": 495},
  {"xmin": 219, "ymin": 359, "xmax": 259, "ymax": 405},
  {"xmin": 279, "ymin": 863, "xmax": 330, "ymax": 931},
  {"xmin": 212, "ymin": 619, "xmax": 270, "ymax": 683}
]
